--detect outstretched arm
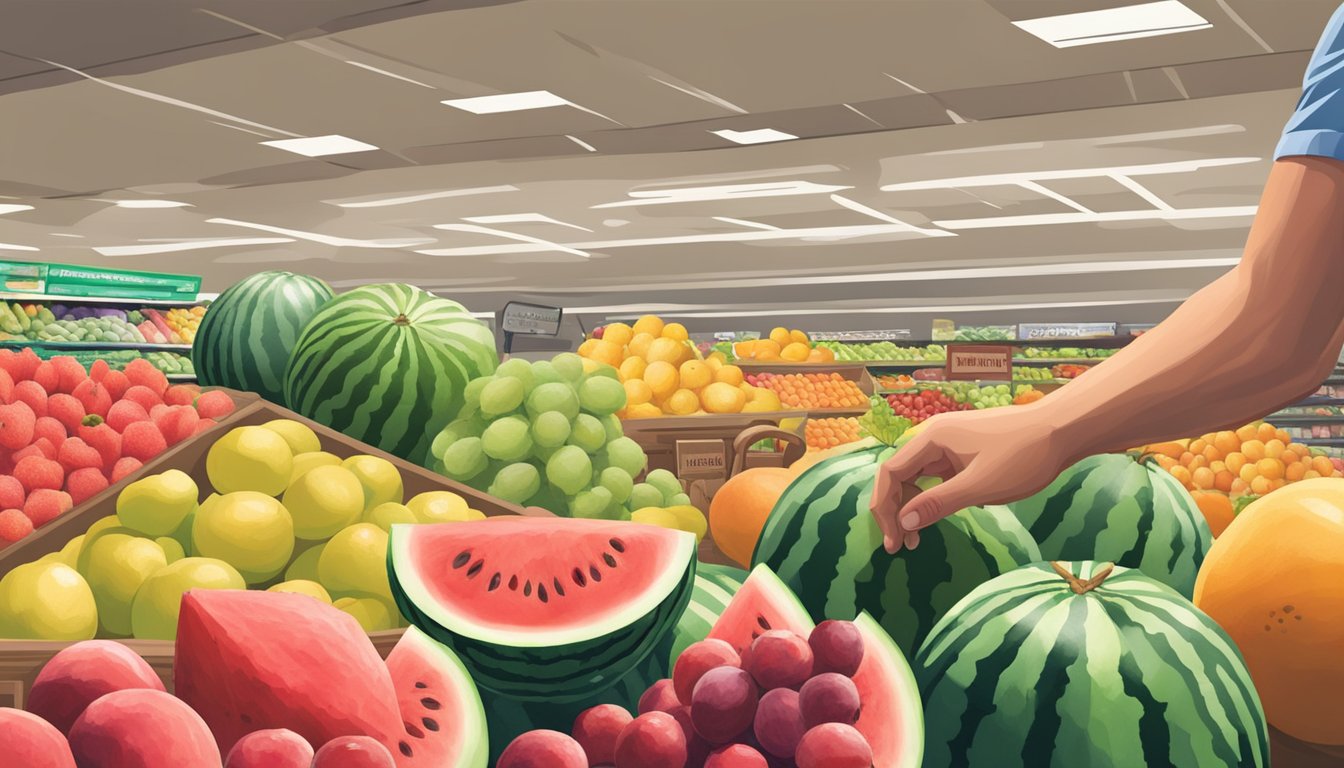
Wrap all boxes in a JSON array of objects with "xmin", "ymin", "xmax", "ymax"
[{"xmin": 870, "ymin": 4, "xmax": 1344, "ymax": 553}]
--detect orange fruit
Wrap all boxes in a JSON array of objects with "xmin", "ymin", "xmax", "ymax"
[
  {"xmin": 1235, "ymin": 424, "xmax": 1258, "ymax": 442},
  {"xmin": 1202, "ymin": 445, "xmax": 1221, "ymax": 463},
  {"xmin": 602, "ymin": 322, "xmax": 634, "ymax": 348},
  {"xmin": 628, "ymin": 333, "xmax": 656, "ymax": 360},
  {"xmin": 1238, "ymin": 464, "xmax": 1258, "ymax": 484},
  {"xmin": 1190, "ymin": 490, "xmax": 1235, "ymax": 537},
  {"xmin": 1194, "ymin": 479, "xmax": 1344, "ymax": 743},
  {"xmin": 679, "ymin": 360, "xmax": 713, "ymax": 390},
  {"xmin": 623, "ymin": 378, "xmax": 653, "ymax": 407},
  {"xmin": 753, "ymin": 340, "xmax": 782, "ymax": 361},
  {"xmin": 709, "ymin": 467, "xmax": 796, "ymax": 567},
  {"xmin": 701, "ymin": 382, "xmax": 748, "ymax": 414},
  {"xmin": 625, "ymin": 402, "xmax": 663, "ymax": 419},
  {"xmin": 1305, "ymin": 469, "xmax": 1323, "ymax": 480},
  {"xmin": 1230, "ymin": 477, "xmax": 1249, "ymax": 495},
  {"xmin": 1265, "ymin": 439, "xmax": 1286, "ymax": 460},
  {"xmin": 663, "ymin": 388, "xmax": 699, "ymax": 416},
  {"xmin": 647, "ymin": 337, "xmax": 684, "ymax": 365},
  {"xmin": 769, "ymin": 327, "xmax": 792, "ymax": 347},
  {"xmin": 1242, "ymin": 440, "xmax": 1266, "ymax": 462},
  {"xmin": 1214, "ymin": 470, "xmax": 1235, "ymax": 493},
  {"xmin": 1286, "ymin": 461, "xmax": 1308, "ymax": 482},
  {"xmin": 1192, "ymin": 467, "xmax": 1215, "ymax": 490},
  {"xmin": 1226, "ymin": 452, "xmax": 1247, "ymax": 475},
  {"xmin": 577, "ymin": 338, "xmax": 599, "ymax": 358},
  {"xmin": 789, "ymin": 329, "xmax": 809, "ymax": 346},
  {"xmin": 643, "ymin": 361, "xmax": 679, "ymax": 401},
  {"xmin": 1257, "ymin": 422, "xmax": 1278, "ymax": 442},
  {"xmin": 662, "ymin": 322, "xmax": 689, "ymax": 342},
  {"xmin": 734, "ymin": 340, "xmax": 758, "ymax": 359},
  {"xmin": 1250, "ymin": 476, "xmax": 1272, "ymax": 495},
  {"xmin": 1312, "ymin": 456, "xmax": 1335, "ymax": 477},
  {"xmin": 1276, "ymin": 428, "xmax": 1292, "ymax": 445},
  {"xmin": 1213, "ymin": 431, "xmax": 1240, "ymax": 455},
  {"xmin": 780, "ymin": 342, "xmax": 810, "ymax": 362},
  {"xmin": 705, "ymin": 356, "xmax": 724, "ymax": 372},
  {"xmin": 715, "ymin": 365, "xmax": 745, "ymax": 387},
  {"xmin": 632, "ymin": 314, "xmax": 664, "ymax": 338},
  {"xmin": 589, "ymin": 340, "xmax": 625, "ymax": 369},
  {"xmin": 1169, "ymin": 466, "xmax": 1193, "ymax": 488},
  {"xmin": 1190, "ymin": 439, "xmax": 1208, "ymax": 455},
  {"xmin": 618, "ymin": 356, "xmax": 647, "ymax": 383}
]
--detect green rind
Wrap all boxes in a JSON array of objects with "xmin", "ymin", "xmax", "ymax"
[
  {"xmin": 654, "ymin": 562, "xmax": 747, "ymax": 668},
  {"xmin": 283, "ymin": 283, "xmax": 497, "ymax": 466},
  {"xmin": 753, "ymin": 446, "xmax": 1040, "ymax": 657},
  {"xmin": 1007, "ymin": 453, "xmax": 1212, "ymax": 596},
  {"xmin": 915, "ymin": 561, "xmax": 1268, "ymax": 768},
  {"xmin": 193, "ymin": 271, "xmax": 333, "ymax": 403},
  {"xmin": 854, "ymin": 612, "xmax": 925, "ymax": 768},
  {"xmin": 387, "ymin": 627, "xmax": 489, "ymax": 768}
]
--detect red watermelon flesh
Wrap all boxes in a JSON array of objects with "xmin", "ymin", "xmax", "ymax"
[
  {"xmin": 174, "ymin": 590, "xmax": 403, "ymax": 758},
  {"xmin": 384, "ymin": 627, "xmax": 488, "ymax": 767},
  {"xmin": 705, "ymin": 564, "xmax": 814, "ymax": 654}
]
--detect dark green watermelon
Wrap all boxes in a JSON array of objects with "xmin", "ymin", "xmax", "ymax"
[
  {"xmin": 916, "ymin": 561, "xmax": 1268, "ymax": 767},
  {"xmin": 1007, "ymin": 453, "xmax": 1211, "ymax": 596},
  {"xmin": 752, "ymin": 446, "xmax": 1039, "ymax": 657},
  {"xmin": 193, "ymin": 271, "xmax": 332, "ymax": 403}
]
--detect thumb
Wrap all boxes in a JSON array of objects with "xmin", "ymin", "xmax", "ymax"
[{"xmin": 897, "ymin": 470, "xmax": 986, "ymax": 533}]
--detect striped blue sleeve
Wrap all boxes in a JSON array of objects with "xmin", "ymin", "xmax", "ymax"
[{"xmin": 1277, "ymin": 3, "xmax": 1344, "ymax": 160}]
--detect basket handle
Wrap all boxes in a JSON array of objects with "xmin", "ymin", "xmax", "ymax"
[{"xmin": 730, "ymin": 425, "xmax": 806, "ymax": 476}]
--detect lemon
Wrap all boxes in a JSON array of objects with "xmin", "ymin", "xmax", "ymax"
[
  {"xmin": 207, "ymin": 426, "xmax": 294, "ymax": 496},
  {"xmin": 117, "ymin": 469, "xmax": 198, "ymax": 537},
  {"xmin": 341, "ymin": 455, "xmax": 405, "ymax": 511},
  {"xmin": 290, "ymin": 451, "xmax": 343, "ymax": 486},
  {"xmin": 283, "ymin": 465, "xmax": 365, "ymax": 540},
  {"xmin": 0, "ymin": 562, "xmax": 97, "ymax": 640},
  {"xmin": 666, "ymin": 505, "xmax": 708, "ymax": 542},
  {"xmin": 268, "ymin": 579, "xmax": 332, "ymax": 604},
  {"xmin": 364, "ymin": 502, "xmax": 417, "ymax": 532},
  {"xmin": 631, "ymin": 507, "xmax": 685, "ymax": 532},
  {"xmin": 285, "ymin": 541, "xmax": 325, "ymax": 583},
  {"xmin": 155, "ymin": 537, "xmax": 186, "ymax": 564},
  {"xmin": 131, "ymin": 558, "xmax": 245, "ymax": 640},
  {"xmin": 261, "ymin": 419, "xmax": 322, "ymax": 455},
  {"xmin": 334, "ymin": 596, "xmax": 398, "ymax": 632},
  {"xmin": 54, "ymin": 535, "xmax": 85, "ymax": 568},
  {"xmin": 192, "ymin": 492, "xmax": 295, "ymax": 584},
  {"xmin": 407, "ymin": 491, "xmax": 470, "ymax": 524},
  {"xmin": 319, "ymin": 524, "xmax": 393, "ymax": 603},
  {"xmin": 79, "ymin": 533, "xmax": 167, "ymax": 637}
]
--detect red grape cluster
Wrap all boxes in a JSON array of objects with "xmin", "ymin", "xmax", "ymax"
[
  {"xmin": 884, "ymin": 389, "xmax": 968, "ymax": 425},
  {"xmin": 497, "ymin": 620, "xmax": 872, "ymax": 768}
]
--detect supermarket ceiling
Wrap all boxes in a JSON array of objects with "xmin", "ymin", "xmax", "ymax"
[{"xmin": 0, "ymin": 0, "xmax": 1336, "ymax": 327}]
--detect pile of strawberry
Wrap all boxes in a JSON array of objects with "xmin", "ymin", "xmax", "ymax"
[{"xmin": 0, "ymin": 348, "xmax": 235, "ymax": 546}]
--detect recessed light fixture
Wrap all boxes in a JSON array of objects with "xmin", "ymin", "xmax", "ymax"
[
  {"xmin": 0, "ymin": 204, "xmax": 34, "ymax": 216},
  {"xmin": 711, "ymin": 128, "xmax": 798, "ymax": 145},
  {"xmin": 442, "ymin": 90, "xmax": 570, "ymax": 114},
  {"xmin": 1013, "ymin": 1, "xmax": 1211, "ymax": 48},
  {"xmin": 260, "ymin": 135, "xmax": 379, "ymax": 157},
  {"xmin": 0, "ymin": 242, "xmax": 38, "ymax": 252},
  {"xmin": 112, "ymin": 200, "xmax": 192, "ymax": 209}
]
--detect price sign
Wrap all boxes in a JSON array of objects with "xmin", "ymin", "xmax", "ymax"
[
  {"xmin": 676, "ymin": 440, "xmax": 728, "ymax": 481},
  {"xmin": 1017, "ymin": 323, "xmax": 1116, "ymax": 340},
  {"xmin": 501, "ymin": 302, "xmax": 562, "ymax": 336},
  {"xmin": 946, "ymin": 345, "xmax": 1013, "ymax": 381}
]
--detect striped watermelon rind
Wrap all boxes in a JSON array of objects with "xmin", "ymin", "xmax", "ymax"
[
  {"xmin": 193, "ymin": 270, "xmax": 333, "ymax": 402},
  {"xmin": 284, "ymin": 283, "xmax": 497, "ymax": 466},
  {"xmin": 753, "ymin": 446, "xmax": 1040, "ymax": 656},
  {"xmin": 916, "ymin": 560, "xmax": 1268, "ymax": 768},
  {"xmin": 656, "ymin": 562, "xmax": 747, "ymax": 666},
  {"xmin": 1007, "ymin": 453, "xmax": 1212, "ymax": 596}
]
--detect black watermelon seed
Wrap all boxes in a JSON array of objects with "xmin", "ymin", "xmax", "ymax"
[
  {"xmin": 414, "ymin": 682, "xmax": 428, "ymax": 689},
  {"xmin": 603, "ymin": 553, "xmax": 618, "ymax": 568},
  {"xmin": 508, "ymin": 575, "xmax": 519, "ymax": 591},
  {"xmin": 488, "ymin": 573, "xmax": 501, "ymax": 591},
  {"xmin": 572, "ymin": 568, "xmax": 587, "ymax": 587},
  {"xmin": 405, "ymin": 722, "xmax": 425, "ymax": 739},
  {"xmin": 452, "ymin": 551, "xmax": 471, "ymax": 569},
  {"xmin": 466, "ymin": 559, "xmax": 484, "ymax": 578},
  {"xmin": 538, "ymin": 584, "xmax": 549, "ymax": 603},
  {"xmin": 590, "ymin": 566, "xmax": 602, "ymax": 582},
  {"xmin": 422, "ymin": 718, "xmax": 440, "ymax": 732},
  {"xmin": 610, "ymin": 538, "xmax": 625, "ymax": 552},
  {"xmin": 399, "ymin": 742, "xmax": 413, "ymax": 757},
  {"xmin": 523, "ymin": 581, "xmax": 532, "ymax": 597},
  {"xmin": 421, "ymin": 698, "xmax": 441, "ymax": 710},
  {"xmin": 757, "ymin": 615, "xmax": 771, "ymax": 630},
  {"xmin": 553, "ymin": 578, "xmax": 565, "ymax": 597}
]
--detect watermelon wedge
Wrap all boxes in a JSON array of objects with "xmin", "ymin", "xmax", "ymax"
[
  {"xmin": 389, "ymin": 517, "xmax": 696, "ymax": 701},
  {"xmin": 385, "ymin": 627, "xmax": 488, "ymax": 768},
  {"xmin": 704, "ymin": 565, "xmax": 924, "ymax": 768}
]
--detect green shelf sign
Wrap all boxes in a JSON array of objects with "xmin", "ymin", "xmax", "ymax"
[{"xmin": 0, "ymin": 260, "xmax": 201, "ymax": 300}]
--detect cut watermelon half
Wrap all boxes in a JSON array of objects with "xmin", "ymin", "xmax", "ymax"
[
  {"xmin": 389, "ymin": 517, "xmax": 696, "ymax": 701},
  {"xmin": 704, "ymin": 565, "xmax": 923, "ymax": 768},
  {"xmin": 385, "ymin": 627, "xmax": 488, "ymax": 768}
]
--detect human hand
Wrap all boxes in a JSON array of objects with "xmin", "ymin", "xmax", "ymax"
[{"xmin": 869, "ymin": 406, "xmax": 1071, "ymax": 553}]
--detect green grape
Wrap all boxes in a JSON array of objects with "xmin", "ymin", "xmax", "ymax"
[
  {"xmin": 645, "ymin": 469, "xmax": 683, "ymax": 505},
  {"xmin": 578, "ymin": 376, "xmax": 626, "ymax": 417},
  {"xmin": 430, "ymin": 429, "xmax": 456, "ymax": 461},
  {"xmin": 546, "ymin": 445, "xmax": 593, "ymax": 495},
  {"xmin": 526, "ymin": 484, "xmax": 568, "ymax": 516},
  {"xmin": 441, "ymin": 437, "xmax": 489, "ymax": 480},
  {"xmin": 603, "ymin": 436, "xmax": 648, "ymax": 478},
  {"xmin": 598, "ymin": 414, "xmax": 624, "ymax": 443},
  {"xmin": 568, "ymin": 414, "xmax": 607, "ymax": 453},
  {"xmin": 482, "ymin": 416, "xmax": 533, "ymax": 462},
  {"xmin": 526, "ymin": 382, "xmax": 580, "ymax": 420},
  {"xmin": 570, "ymin": 486, "xmax": 615, "ymax": 519},
  {"xmin": 531, "ymin": 410, "xmax": 572, "ymax": 449},
  {"xmin": 488, "ymin": 462, "xmax": 542, "ymax": 504},
  {"xmin": 462, "ymin": 375, "xmax": 494, "ymax": 411},
  {"xmin": 480, "ymin": 376, "xmax": 526, "ymax": 417},
  {"xmin": 495, "ymin": 357, "xmax": 536, "ymax": 390},
  {"xmin": 534, "ymin": 444, "xmax": 562, "ymax": 462},
  {"xmin": 598, "ymin": 466, "xmax": 634, "ymax": 504},
  {"xmin": 629, "ymin": 483, "xmax": 664, "ymax": 512},
  {"xmin": 530, "ymin": 360, "xmax": 566, "ymax": 387},
  {"xmin": 551, "ymin": 352, "xmax": 585, "ymax": 383},
  {"xmin": 668, "ymin": 493, "xmax": 692, "ymax": 507}
]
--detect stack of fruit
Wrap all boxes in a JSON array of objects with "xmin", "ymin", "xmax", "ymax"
[
  {"xmin": 0, "ymin": 350, "xmax": 237, "ymax": 545},
  {"xmin": 1051, "ymin": 363, "xmax": 1090, "ymax": 379},
  {"xmin": 1019, "ymin": 346, "xmax": 1115, "ymax": 359},
  {"xmin": 875, "ymin": 373, "xmax": 916, "ymax": 390},
  {"xmin": 805, "ymin": 417, "xmax": 862, "ymax": 450},
  {"xmin": 745, "ymin": 372, "xmax": 867, "ymax": 411},
  {"xmin": 1012, "ymin": 387, "xmax": 1045, "ymax": 405},
  {"xmin": 815, "ymin": 342, "xmax": 945, "ymax": 362},
  {"xmin": 161, "ymin": 306, "xmax": 205, "ymax": 344},
  {"xmin": 884, "ymin": 390, "xmax": 971, "ymax": 424},
  {"xmin": 431, "ymin": 352, "xmax": 677, "ymax": 519},
  {"xmin": 1142, "ymin": 421, "xmax": 1341, "ymax": 497},
  {"xmin": 732, "ymin": 327, "xmax": 834, "ymax": 364},
  {"xmin": 1011, "ymin": 366, "xmax": 1055, "ymax": 382},
  {"xmin": 32, "ymin": 348, "xmax": 195, "ymax": 378},
  {"xmin": 0, "ymin": 417, "xmax": 485, "ymax": 640}
]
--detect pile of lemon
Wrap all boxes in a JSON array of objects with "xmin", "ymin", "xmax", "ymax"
[
  {"xmin": 734, "ymin": 326, "xmax": 835, "ymax": 363},
  {"xmin": 579, "ymin": 315, "xmax": 784, "ymax": 419}
]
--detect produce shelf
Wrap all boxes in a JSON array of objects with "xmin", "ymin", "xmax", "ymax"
[
  {"xmin": 1296, "ymin": 438, "xmax": 1344, "ymax": 446},
  {"xmin": 1266, "ymin": 415, "xmax": 1344, "ymax": 425},
  {"xmin": 1, "ymin": 340, "xmax": 193, "ymax": 352},
  {"xmin": 1294, "ymin": 396, "xmax": 1344, "ymax": 406},
  {"xmin": 0, "ymin": 291, "xmax": 214, "ymax": 306}
]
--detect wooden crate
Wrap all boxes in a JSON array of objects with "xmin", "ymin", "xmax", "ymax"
[
  {"xmin": 736, "ymin": 363, "xmax": 875, "ymax": 417},
  {"xmin": 620, "ymin": 410, "xmax": 806, "ymax": 481},
  {"xmin": 0, "ymin": 391, "xmax": 544, "ymax": 579}
]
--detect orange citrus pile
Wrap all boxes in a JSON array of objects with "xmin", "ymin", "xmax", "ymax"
[
  {"xmin": 805, "ymin": 417, "xmax": 863, "ymax": 450},
  {"xmin": 750, "ymin": 372, "xmax": 868, "ymax": 410},
  {"xmin": 585, "ymin": 315, "xmax": 783, "ymax": 419},
  {"xmin": 734, "ymin": 327, "xmax": 835, "ymax": 363},
  {"xmin": 1144, "ymin": 421, "xmax": 1341, "ymax": 497}
]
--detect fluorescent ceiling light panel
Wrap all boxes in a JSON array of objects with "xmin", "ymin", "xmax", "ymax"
[
  {"xmin": 461, "ymin": 213, "xmax": 593, "ymax": 232},
  {"xmin": 933, "ymin": 205, "xmax": 1257, "ymax": 230},
  {"xmin": 1013, "ymin": 1, "xmax": 1211, "ymax": 48},
  {"xmin": 442, "ymin": 90, "xmax": 569, "ymax": 114},
  {"xmin": 94, "ymin": 237, "xmax": 295, "ymax": 257},
  {"xmin": 112, "ymin": 200, "xmax": 192, "ymax": 209},
  {"xmin": 880, "ymin": 158, "xmax": 1257, "ymax": 191},
  {"xmin": 260, "ymin": 135, "xmax": 378, "ymax": 157},
  {"xmin": 594, "ymin": 181, "xmax": 850, "ymax": 208},
  {"xmin": 0, "ymin": 242, "xmax": 38, "ymax": 252},
  {"xmin": 0, "ymin": 204, "xmax": 34, "ymax": 215},
  {"xmin": 327, "ymin": 185, "xmax": 519, "ymax": 209},
  {"xmin": 207, "ymin": 218, "xmax": 434, "ymax": 249},
  {"xmin": 712, "ymin": 128, "xmax": 798, "ymax": 145}
]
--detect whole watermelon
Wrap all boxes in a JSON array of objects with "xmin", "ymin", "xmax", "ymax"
[
  {"xmin": 752, "ymin": 446, "xmax": 1039, "ymax": 657},
  {"xmin": 916, "ymin": 561, "xmax": 1268, "ymax": 768},
  {"xmin": 192, "ymin": 271, "xmax": 333, "ymax": 402},
  {"xmin": 284, "ymin": 283, "xmax": 497, "ymax": 466},
  {"xmin": 1006, "ymin": 453, "xmax": 1211, "ymax": 596},
  {"xmin": 656, "ymin": 562, "xmax": 747, "ymax": 667}
]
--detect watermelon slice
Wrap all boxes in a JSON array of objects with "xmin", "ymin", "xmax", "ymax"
[
  {"xmin": 385, "ymin": 627, "xmax": 488, "ymax": 768},
  {"xmin": 704, "ymin": 565, "xmax": 924, "ymax": 768},
  {"xmin": 389, "ymin": 517, "xmax": 697, "ymax": 701}
]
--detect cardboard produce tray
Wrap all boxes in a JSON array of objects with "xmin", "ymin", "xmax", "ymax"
[{"xmin": 0, "ymin": 390, "xmax": 543, "ymax": 579}]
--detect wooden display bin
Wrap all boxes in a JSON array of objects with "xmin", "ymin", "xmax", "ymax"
[
  {"xmin": 0, "ymin": 391, "xmax": 544, "ymax": 579},
  {"xmin": 735, "ymin": 363, "xmax": 876, "ymax": 417}
]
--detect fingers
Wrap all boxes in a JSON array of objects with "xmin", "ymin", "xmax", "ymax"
[{"xmin": 897, "ymin": 469, "xmax": 987, "ymax": 534}]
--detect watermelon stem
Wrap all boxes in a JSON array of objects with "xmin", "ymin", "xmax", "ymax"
[
  {"xmin": 1050, "ymin": 561, "xmax": 1115, "ymax": 594},
  {"xmin": 393, "ymin": 313, "xmax": 410, "ymax": 326}
]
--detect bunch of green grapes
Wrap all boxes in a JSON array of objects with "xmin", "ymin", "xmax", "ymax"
[{"xmin": 430, "ymin": 353, "xmax": 672, "ymax": 520}]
